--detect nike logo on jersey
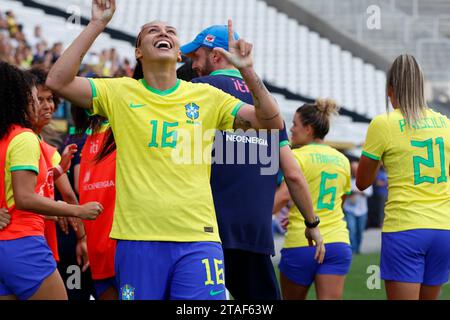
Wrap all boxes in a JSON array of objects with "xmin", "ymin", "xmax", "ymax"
[
  {"xmin": 129, "ymin": 103, "xmax": 147, "ymax": 109},
  {"xmin": 209, "ymin": 289, "xmax": 225, "ymax": 296}
]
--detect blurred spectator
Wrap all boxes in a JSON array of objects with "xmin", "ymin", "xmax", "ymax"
[
  {"xmin": 32, "ymin": 42, "xmax": 47, "ymax": 65},
  {"xmin": 344, "ymin": 160, "xmax": 373, "ymax": 254},
  {"xmin": 121, "ymin": 58, "xmax": 133, "ymax": 77},
  {"xmin": 14, "ymin": 24, "xmax": 26, "ymax": 42},
  {"xmin": 99, "ymin": 49, "xmax": 113, "ymax": 76},
  {"xmin": 0, "ymin": 32, "xmax": 14, "ymax": 64},
  {"xmin": 109, "ymin": 47, "xmax": 120, "ymax": 74},
  {"xmin": 43, "ymin": 50, "xmax": 54, "ymax": 70},
  {"xmin": 5, "ymin": 10, "xmax": 18, "ymax": 36},
  {"xmin": 367, "ymin": 166, "xmax": 388, "ymax": 228},
  {"xmin": 51, "ymin": 42, "xmax": 63, "ymax": 63},
  {"xmin": 0, "ymin": 11, "xmax": 7, "ymax": 30},
  {"xmin": 28, "ymin": 25, "xmax": 46, "ymax": 48},
  {"xmin": 22, "ymin": 45, "xmax": 33, "ymax": 67}
]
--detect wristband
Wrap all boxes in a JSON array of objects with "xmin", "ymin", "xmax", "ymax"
[{"xmin": 55, "ymin": 165, "xmax": 65, "ymax": 175}]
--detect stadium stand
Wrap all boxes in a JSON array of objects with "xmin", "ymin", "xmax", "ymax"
[
  {"xmin": 287, "ymin": 0, "xmax": 450, "ymax": 91},
  {"xmin": 1, "ymin": 0, "xmax": 376, "ymax": 148},
  {"xmin": 24, "ymin": 0, "xmax": 385, "ymax": 120},
  {"xmin": 1, "ymin": 0, "xmax": 135, "ymax": 61}
]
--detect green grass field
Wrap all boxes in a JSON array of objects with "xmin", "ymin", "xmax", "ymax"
[{"xmin": 274, "ymin": 253, "xmax": 450, "ymax": 300}]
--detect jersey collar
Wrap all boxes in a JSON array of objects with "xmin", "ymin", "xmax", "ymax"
[
  {"xmin": 140, "ymin": 78, "xmax": 181, "ymax": 96},
  {"xmin": 210, "ymin": 69, "xmax": 243, "ymax": 79},
  {"xmin": 307, "ymin": 142, "xmax": 327, "ymax": 147}
]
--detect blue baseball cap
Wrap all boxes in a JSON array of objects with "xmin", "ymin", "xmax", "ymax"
[{"xmin": 180, "ymin": 25, "xmax": 239, "ymax": 55}]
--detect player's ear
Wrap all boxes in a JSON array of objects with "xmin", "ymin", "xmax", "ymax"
[
  {"xmin": 212, "ymin": 50, "xmax": 221, "ymax": 64},
  {"xmin": 305, "ymin": 124, "xmax": 314, "ymax": 137},
  {"xmin": 135, "ymin": 47, "xmax": 143, "ymax": 61},
  {"xmin": 177, "ymin": 51, "xmax": 182, "ymax": 63}
]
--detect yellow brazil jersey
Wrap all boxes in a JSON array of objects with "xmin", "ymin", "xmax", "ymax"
[
  {"xmin": 362, "ymin": 108, "xmax": 450, "ymax": 233},
  {"xmin": 284, "ymin": 144, "xmax": 351, "ymax": 248},
  {"xmin": 51, "ymin": 150, "xmax": 61, "ymax": 168},
  {"xmin": 4, "ymin": 132, "xmax": 41, "ymax": 207},
  {"xmin": 88, "ymin": 77, "xmax": 244, "ymax": 242}
]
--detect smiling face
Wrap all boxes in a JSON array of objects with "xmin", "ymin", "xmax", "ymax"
[
  {"xmin": 34, "ymin": 85, "xmax": 55, "ymax": 130},
  {"xmin": 135, "ymin": 21, "xmax": 182, "ymax": 64}
]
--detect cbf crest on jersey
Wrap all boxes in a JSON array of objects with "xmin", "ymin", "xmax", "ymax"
[
  {"xmin": 185, "ymin": 103, "xmax": 200, "ymax": 120},
  {"xmin": 121, "ymin": 284, "xmax": 135, "ymax": 300}
]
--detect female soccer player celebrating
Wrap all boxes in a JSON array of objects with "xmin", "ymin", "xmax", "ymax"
[
  {"xmin": 0, "ymin": 62, "xmax": 102, "ymax": 300},
  {"xmin": 356, "ymin": 54, "xmax": 450, "ymax": 300},
  {"xmin": 46, "ymin": 0, "xmax": 305, "ymax": 300},
  {"xmin": 274, "ymin": 99, "xmax": 352, "ymax": 300}
]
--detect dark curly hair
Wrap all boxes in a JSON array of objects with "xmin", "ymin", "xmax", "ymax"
[
  {"xmin": 28, "ymin": 67, "xmax": 47, "ymax": 86},
  {"xmin": 0, "ymin": 62, "xmax": 36, "ymax": 139},
  {"xmin": 28, "ymin": 67, "xmax": 61, "ymax": 109}
]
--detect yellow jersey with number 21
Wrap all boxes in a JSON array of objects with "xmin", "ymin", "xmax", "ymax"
[{"xmin": 362, "ymin": 108, "xmax": 450, "ymax": 233}]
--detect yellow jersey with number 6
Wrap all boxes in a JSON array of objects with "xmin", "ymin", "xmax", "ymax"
[
  {"xmin": 284, "ymin": 144, "xmax": 351, "ymax": 248},
  {"xmin": 362, "ymin": 108, "xmax": 450, "ymax": 233}
]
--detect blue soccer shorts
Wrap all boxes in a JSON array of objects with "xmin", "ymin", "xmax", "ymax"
[{"xmin": 115, "ymin": 241, "xmax": 226, "ymax": 300}]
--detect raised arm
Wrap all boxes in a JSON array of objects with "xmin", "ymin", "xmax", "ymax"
[
  {"xmin": 53, "ymin": 144, "xmax": 78, "ymax": 181},
  {"xmin": 46, "ymin": 0, "xmax": 116, "ymax": 108},
  {"xmin": 214, "ymin": 20, "xmax": 283, "ymax": 130}
]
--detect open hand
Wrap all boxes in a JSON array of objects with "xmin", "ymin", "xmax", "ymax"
[
  {"xmin": 213, "ymin": 19, "xmax": 253, "ymax": 69},
  {"xmin": 305, "ymin": 227, "xmax": 326, "ymax": 264},
  {"xmin": 60, "ymin": 144, "xmax": 78, "ymax": 173},
  {"xmin": 76, "ymin": 237, "xmax": 90, "ymax": 272},
  {"xmin": 92, "ymin": 0, "xmax": 116, "ymax": 26}
]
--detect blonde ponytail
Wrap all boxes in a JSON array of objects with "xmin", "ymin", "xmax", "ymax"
[{"xmin": 386, "ymin": 54, "xmax": 428, "ymax": 125}]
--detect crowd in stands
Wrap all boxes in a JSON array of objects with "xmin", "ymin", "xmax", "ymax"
[{"xmin": 0, "ymin": 9, "xmax": 133, "ymax": 77}]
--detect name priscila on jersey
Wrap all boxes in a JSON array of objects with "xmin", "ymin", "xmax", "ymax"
[{"xmin": 399, "ymin": 116, "xmax": 447, "ymax": 132}]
